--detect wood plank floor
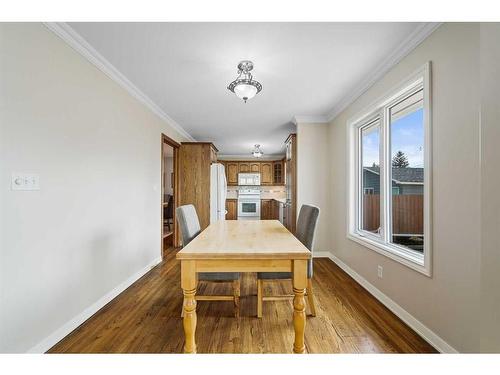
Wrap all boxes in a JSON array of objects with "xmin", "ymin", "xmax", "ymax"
[{"xmin": 48, "ymin": 248, "xmax": 437, "ymax": 353}]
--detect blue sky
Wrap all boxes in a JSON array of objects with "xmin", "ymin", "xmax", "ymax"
[{"xmin": 362, "ymin": 108, "xmax": 424, "ymax": 168}]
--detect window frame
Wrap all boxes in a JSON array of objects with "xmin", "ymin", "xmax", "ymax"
[{"xmin": 347, "ymin": 62, "xmax": 432, "ymax": 276}]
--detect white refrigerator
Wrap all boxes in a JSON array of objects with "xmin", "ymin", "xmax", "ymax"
[{"xmin": 210, "ymin": 163, "xmax": 227, "ymax": 223}]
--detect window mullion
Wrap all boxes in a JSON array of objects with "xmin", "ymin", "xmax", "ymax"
[{"xmin": 381, "ymin": 108, "xmax": 391, "ymax": 244}]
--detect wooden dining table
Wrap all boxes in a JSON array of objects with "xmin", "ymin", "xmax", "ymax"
[{"xmin": 176, "ymin": 219, "xmax": 311, "ymax": 353}]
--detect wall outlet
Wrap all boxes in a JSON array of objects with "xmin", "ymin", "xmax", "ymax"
[{"xmin": 377, "ymin": 265, "xmax": 383, "ymax": 278}]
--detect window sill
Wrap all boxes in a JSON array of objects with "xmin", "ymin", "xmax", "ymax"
[{"xmin": 347, "ymin": 232, "xmax": 430, "ymax": 276}]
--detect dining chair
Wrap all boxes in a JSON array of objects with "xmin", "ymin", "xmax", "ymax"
[
  {"xmin": 256, "ymin": 204, "xmax": 320, "ymax": 318},
  {"xmin": 176, "ymin": 204, "xmax": 241, "ymax": 317}
]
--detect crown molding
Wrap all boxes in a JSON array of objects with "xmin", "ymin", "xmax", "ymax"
[
  {"xmin": 292, "ymin": 115, "xmax": 328, "ymax": 125},
  {"xmin": 218, "ymin": 154, "xmax": 285, "ymax": 161},
  {"xmin": 43, "ymin": 22, "xmax": 196, "ymax": 142},
  {"xmin": 325, "ymin": 22, "xmax": 442, "ymax": 122}
]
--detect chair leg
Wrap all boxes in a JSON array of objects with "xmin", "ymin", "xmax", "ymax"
[
  {"xmin": 306, "ymin": 278, "xmax": 317, "ymax": 317},
  {"xmin": 181, "ymin": 298, "xmax": 185, "ymax": 318},
  {"xmin": 257, "ymin": 279, "xmax": 263, "ymax": 318},
  {"xmin": 233, "ymin": 278, "xmax": 241, "ymax": 318}
]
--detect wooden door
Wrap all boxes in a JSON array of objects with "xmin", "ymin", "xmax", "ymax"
[
  {"xmin": 226, "ymin": 162, "xmax": 239, "ymax": 185},
  {"xmin": 239, "ymin": 163, "xmax": 250, "ymax": 173},
  {"xmin": 250, "ymin": 163, "xmax": 261, "ymax": 173},
  {"xmin": 225, "ymin": 199, "xmax": 237, "ymax": 220},
  {"xmin": 261, "ymin": 163, "xmax": 273, "ymax": 185}
]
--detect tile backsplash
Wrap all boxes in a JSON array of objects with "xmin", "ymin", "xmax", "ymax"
[{"xmin": 226, "ymin": 185, "xmax": 286, "ymax": 199}]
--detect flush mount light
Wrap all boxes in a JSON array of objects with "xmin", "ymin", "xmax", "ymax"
[
  {"xmin": 227, "ymin": 60, "xmax": 263, "ymax": 103},
  {"xmin": 252, "ymin": 144, "xmax": 264, "ymax": 158}
]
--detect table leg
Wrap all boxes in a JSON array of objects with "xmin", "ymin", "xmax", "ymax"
[
  {"xmin": 292, "ymin": 259, "xmax": 307, "ymax": 353},
  {"xmin": 181, "ymin": 260, "xmax": 197, "ymax": 353}
]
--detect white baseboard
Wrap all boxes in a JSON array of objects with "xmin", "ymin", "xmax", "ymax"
[
  {"xmin": 325, "ymin": 252, "xmax": 458, "ymax": 353},
  {"xmin": 28, "ymin": 257, "xmax": 162, "ymax": 353},
  {"xmin": 313, "ymin": 251, "xmax": 332, "ymax": 258}
]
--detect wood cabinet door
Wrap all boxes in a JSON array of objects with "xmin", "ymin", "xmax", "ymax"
[
  {"xmin": 239, "ymin": 163, "xmax": 250, "ymax": 173},
  {"xmin": 273, "ymin": 161, "xmax": 283, "ymax": 185},
  {"xmin": 250, "ymin": 163, "xmax": 260, "ymax": 173},
  {"xmin": 226, "ymin": 163, "xmax": 239, "ymax": 185},
  {"xmin": 225, "ymin": 199, "xmax": 237, "ymax": 220},
  {"xmin": 261, "ymin": 163, "xmax": 273, "ymax": 185},
  {"xmin": 261, "ymin": 199, "xmax": 272, "ymax": 220}
]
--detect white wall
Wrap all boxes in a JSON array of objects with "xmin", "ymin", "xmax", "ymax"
[
  {"xmin": 327, "ymin": 23, "xmax": 482, "ymax": 352},
  {"xmin": 0, "ymin": 23, "xmax": 189, "ymax": 352},
  {"xmin": 296, "ymin": 123, "xmax": 330, "ymax": 254}
]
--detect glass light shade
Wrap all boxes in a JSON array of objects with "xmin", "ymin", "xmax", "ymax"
[
  {"xmin": 253, "ymin": 151, "xmax": 263, "ymax": 158},
  {"xmin": 234, "ymin": 83, "xmax": 258, "ymax": 102}
]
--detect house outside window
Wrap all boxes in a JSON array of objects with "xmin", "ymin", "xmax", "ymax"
[{"xmin": 347, "ymin": 63, "xmax": 432, "ymax": 276}]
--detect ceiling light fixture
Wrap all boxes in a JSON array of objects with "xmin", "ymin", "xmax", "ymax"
[
  {"xmin": 252, "ymin": 144, "xmax": 264, "ymax": 158},
  {"xmin": 227, "ymin": 60, "xmax": 262, "ymax": 103}
]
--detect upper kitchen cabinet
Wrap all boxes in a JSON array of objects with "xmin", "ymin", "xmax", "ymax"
[
  {"xmin": 260, "ymin": 162, "xmax": 273, "ymax": 185},
  {"xmin": 239, "ymin": 163, "xmax": 250, "ymax": 173},
  {"xmin": 273, "ymin": 159, "xmax": 284, "ymax": 185},
  {"xmin": 250, "ymin": 163, "xmax": 261, "ymax": 173},
  {"xmin": 225, "ymin": 162, "xmax": 239, "ymax": 185}
]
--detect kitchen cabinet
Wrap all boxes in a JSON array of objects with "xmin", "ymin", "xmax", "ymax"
[
  {"xmin": 225, "ymin": 162, "xmax": 239, "ymax": 185},
  {"xmin": 260, "ymin": 162, "xmax": 273, "ymax": 185},
  {"xmin": 220, "ymin": 160, "xmax": 286, "ymax": 186},
  {"xmin": 225, "ymin": 199, "xmax": 237, "ymax": 220},
  {"xmin": 250, "ymin": 163, "xmax": 260, "ymax": 173},
  {"xmin": 179, "ymin": 142, "xmax": 219, "ymax": 230},
  {"xmin": 260, "ymin": 199, "xmax": 273, "ymax": 220},
  {"xmin": 239, "ymin": 163, "xmax": 250, "ymax": 173}
]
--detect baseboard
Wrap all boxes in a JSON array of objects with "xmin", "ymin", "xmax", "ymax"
[
  {"xmin": 27, "ymin": 257, "xmax": 162, "ymax": 353},
  {"xmin": 326, "ymin": 252, "xmax": 458, "ymax": 353},
  {"xmin": 313, "ymin": 251, "xmax": 332, "ymax": 258}
]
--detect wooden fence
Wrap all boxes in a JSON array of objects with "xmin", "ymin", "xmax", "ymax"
[{"xmin": 363, "ymin": 194, "xmax": 423, "ymax": 235}]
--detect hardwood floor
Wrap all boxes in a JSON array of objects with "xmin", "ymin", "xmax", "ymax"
[{"xmin": 48, "ymin": 248, "xmax": 436, "ymax": 353}]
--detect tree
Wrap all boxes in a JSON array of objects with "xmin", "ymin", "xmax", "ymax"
[{"xmin": 392, "ymin": 151, "xmax": 409, "ymax": 168}]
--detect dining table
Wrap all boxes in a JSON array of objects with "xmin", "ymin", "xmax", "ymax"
[{"xmin": 176, "ymin": 219, "xmax": 311, "ymax": 353}]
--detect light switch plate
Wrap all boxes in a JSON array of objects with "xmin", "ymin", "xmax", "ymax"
[{"xmin": 11, "ymin": 173, "xmax": 40, "ymax": 191}]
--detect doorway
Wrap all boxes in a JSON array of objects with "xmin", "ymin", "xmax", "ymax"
[{"xmin": 161, "ymin": 134, "xmax": 180, "ymax": 259}]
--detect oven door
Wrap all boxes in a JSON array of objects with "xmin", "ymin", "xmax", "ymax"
[{"xmin": 237, "ymin": 199, "xmax": 261, "ymax": 217}]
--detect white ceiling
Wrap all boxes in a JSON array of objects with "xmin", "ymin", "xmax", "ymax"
[{"xmin": 68, "ymin": 22, "xmax": 425, "ymax": 155}]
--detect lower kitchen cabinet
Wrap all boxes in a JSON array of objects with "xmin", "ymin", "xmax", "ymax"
[
  {"xmin": 261, "ymin": 199, "xmax": 279, "ymax": 220},
  {"xmin": 225, "ymin": 199, "xmax": 237, "ymax": 220}
]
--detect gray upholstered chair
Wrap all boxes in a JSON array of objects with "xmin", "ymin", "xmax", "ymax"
[
  {"xmin": 176, "ymin": 204, "xmax": 241, "ymax": 317},
  {"xmin": 257, "ymin": 204, "xmax": 320, "ymax": 318}
]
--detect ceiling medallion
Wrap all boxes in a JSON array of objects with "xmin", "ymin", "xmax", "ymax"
[
  {"xmin": 227, "ymin": 60, "xmax": 263, "ymax": 103},
  {"xmin": 252, "ymin": 144, "xmax": 263, "ymax": 158}
]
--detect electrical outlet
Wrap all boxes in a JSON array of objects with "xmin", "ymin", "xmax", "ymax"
[{"xmin": 377, "ymin": 265, "xmax": 383, "ymax": 278}]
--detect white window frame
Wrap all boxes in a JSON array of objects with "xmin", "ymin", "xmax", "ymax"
[{"xmin": 347, "ymin": 62, "xmax": 432, "ymax": 276}]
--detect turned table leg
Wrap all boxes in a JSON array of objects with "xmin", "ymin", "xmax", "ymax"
[
  {"xmin": 292, "ymin": 259, "xmax": 307, "ymax": 354},
  {"xmin": 181, "ymin": 260, "xmax": 197, "ymax": 353}
]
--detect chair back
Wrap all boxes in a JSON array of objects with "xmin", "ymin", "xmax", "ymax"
[
  {"xmin": 165, "ymin": 195, "xmax": 174, "ymax": 219},
  {"xmin": 296, "ymin": 205, "xmax": 320, "ymax": 279},
  {"xmin": 176, "ymin": 204, "xmax": 201, "ymax": 246},
  {"xmin": 296, "ymin": 205, "xmax": 320, "ymax": 251}
]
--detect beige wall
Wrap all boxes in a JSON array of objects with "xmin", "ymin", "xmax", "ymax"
[
  {"xmin": 0, "ymin": 23, "xmax": 189, "ymax": 352},
  {"xmin": 479, "ymin": 23, "xmax": 500, "ymax": 352},
  {"xmin": 296, "ymin": 123, "xmax": 330, "ymax": 253},
  {"xmin": 327, "ymin": 23, "xmax": 482, "ymax": 352}
]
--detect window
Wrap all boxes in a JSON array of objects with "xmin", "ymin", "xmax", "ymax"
[{"xmin": 347, "ymin": 63, "xmax": 431, "ymax": 276}]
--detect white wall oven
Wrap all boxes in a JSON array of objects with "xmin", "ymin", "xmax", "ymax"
[{"xmin": 237, "ymin": 188, "xmax": 261, "ymax": 220}]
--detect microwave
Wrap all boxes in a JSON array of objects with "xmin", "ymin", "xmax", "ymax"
[{"xmin": 238, "ymin": 173, "xmax": 261, "ymax": 186}]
